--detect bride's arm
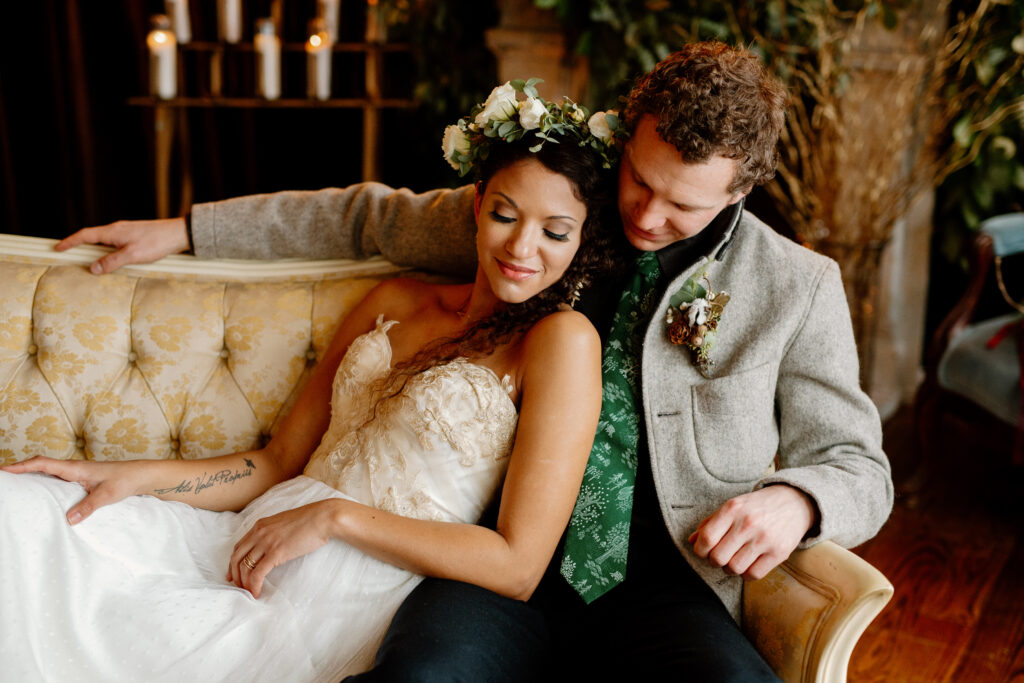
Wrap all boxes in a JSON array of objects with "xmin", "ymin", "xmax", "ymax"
[
  {"xmin": 1, "ymin": 282, "xmax": 397, "ymax": 523},
  {"xmin": 230, "ymin": 310, "xmax": 602, "ymax": 600}
]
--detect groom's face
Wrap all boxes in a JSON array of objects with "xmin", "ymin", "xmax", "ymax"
[{"xmin": 617, "ymin": 115, "xmax": 748, "ymax": 252}]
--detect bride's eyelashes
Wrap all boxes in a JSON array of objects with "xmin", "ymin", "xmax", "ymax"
[{"xmin": 488, "ymin": 210, "xmax": 571, "ymax": 243}]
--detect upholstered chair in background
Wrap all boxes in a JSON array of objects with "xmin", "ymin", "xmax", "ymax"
[{"xmin": 911, "ymin": 213, "xmax": 1024, "ymax": 499}]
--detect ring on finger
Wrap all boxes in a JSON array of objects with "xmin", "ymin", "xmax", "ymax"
[{"xmin": 242, "ymin": 553, "xmax": 258, "ymax": 570}]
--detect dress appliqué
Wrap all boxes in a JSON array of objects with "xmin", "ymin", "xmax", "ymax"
[{"xmin": 303, "ymin": 315, "xmax": 518, "ymax": 523}]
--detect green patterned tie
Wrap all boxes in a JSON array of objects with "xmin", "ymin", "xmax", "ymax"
[{"xmin": 561, "ymin": 251, "xmax": 661, "ymax": 603}]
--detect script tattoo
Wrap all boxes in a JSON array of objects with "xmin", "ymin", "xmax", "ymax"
[
  {"xmin": 153, "ymin": 479, "xmax": 194, "ymax": 495},
  {"xmin": 153, "ymin": 459, "xmax": 256, "ymax": 496}
]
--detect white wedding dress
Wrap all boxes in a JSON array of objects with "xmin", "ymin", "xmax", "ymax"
[{"xmin": 0, "ymin": 317, "xmax": 518, "ymax": 682}]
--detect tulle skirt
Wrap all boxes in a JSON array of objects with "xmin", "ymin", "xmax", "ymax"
[{"xmin": 0, "ymin": 471, "xmax": 421, "ymax": 683}]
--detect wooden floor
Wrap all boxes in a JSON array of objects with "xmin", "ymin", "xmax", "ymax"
[{"xmin": 849, "ymin": 407, "xmax": 1024, "ymax": 682}]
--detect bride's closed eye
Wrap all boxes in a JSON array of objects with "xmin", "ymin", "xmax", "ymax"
[
  {"xmin": 488, "ymin": 210, "xmax": 515, "ymax": 224},
  {"xmin": 488, "ymin": 209, "xmax": 571, "ymax": 241}
]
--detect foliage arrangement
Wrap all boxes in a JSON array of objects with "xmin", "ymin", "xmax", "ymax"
[
  {"xmin": 932, "ymin": 0, "xmax": 1024, "ymax": 268},
  {"xmin": 528, "ymin": 0, "xmax": 1022, "ymax": 379},
  {"xmin": 383, "ymin": 0, "xmax": 1021, "ymax": 283}
]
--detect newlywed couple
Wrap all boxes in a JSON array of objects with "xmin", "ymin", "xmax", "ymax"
[{"xmin": 0, "ymin": 41, "xmax": 893, "ymax": 681}]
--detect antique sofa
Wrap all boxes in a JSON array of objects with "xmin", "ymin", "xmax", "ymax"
[{"xmin": 0, "ymin": 234, "xmax": 893, "ymax": 682}]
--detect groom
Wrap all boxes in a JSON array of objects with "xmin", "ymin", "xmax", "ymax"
[{"xmin": 61, "ymin": 41, "xmax": 892, "ymax": 679}]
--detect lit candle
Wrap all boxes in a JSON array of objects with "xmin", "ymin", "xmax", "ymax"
[
  {"xmin": 317, "ymin": 0, "xmax": 341, "ymax": 44},
  {"xmin": 165, "ymin": 0, "xmax": 191, "ymax": 44},
  {"xmin": 147, "ymin": 14, "xmax": 177, "ymax": 100},
  {"xmin": 306, "ymin": 19, "xmax": 332, "ymax": 101},
  {"xmin": 255, "ymin": 18, "xmax": 281, "ymax": 100},
  {"xmin": 218, "ymin": 0, "xmax": 242, "ymax": 44}
]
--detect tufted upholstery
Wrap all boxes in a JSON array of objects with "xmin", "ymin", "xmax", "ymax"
[
  {"xmin": 0, "ymin": 235, "xmax": 403, "ymax": 465},
  {"xmin": 0, "ymin": 234, "xmax": 891, "ymax": 682}
]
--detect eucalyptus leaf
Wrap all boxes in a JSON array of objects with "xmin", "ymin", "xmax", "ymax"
[{"xmin": 669, "ymin": 279, "xmax": 707, "ymax": 308}]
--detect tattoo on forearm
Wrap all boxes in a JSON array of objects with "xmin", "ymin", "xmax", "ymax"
[{"xmin": 153, "ymin": 460, "xmax": 255, "ymax": 496}]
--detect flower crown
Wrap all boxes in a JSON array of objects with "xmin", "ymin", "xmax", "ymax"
[{"xmin": 442, "ymin": 78, "xmax": 626, "ymax": 177}]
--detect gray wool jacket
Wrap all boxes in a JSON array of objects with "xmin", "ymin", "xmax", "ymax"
[{"xmin": 191, "ymin": 183, "xmax": 893, "ymax": 620}]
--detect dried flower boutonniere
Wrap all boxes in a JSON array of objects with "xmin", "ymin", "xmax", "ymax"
[{"xmin": 664, "ymin": 263, "xmax": 730, "ymax": 375}]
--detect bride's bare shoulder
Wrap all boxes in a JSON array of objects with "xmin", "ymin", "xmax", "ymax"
[{"xmin": 521, "ymin": 309, "xmax": 600, "ymax": 365}]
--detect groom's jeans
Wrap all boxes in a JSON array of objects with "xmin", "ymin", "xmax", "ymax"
[{"xmin": 345, "ymin": 532, "xmax": 779, "ymax": 682}]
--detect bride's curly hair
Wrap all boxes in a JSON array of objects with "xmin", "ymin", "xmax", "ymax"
[{"xmin": 384, "ymin": 135, "xmax": 628, "ymax": 396}]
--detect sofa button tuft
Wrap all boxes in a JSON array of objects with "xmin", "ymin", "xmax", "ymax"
[
  {"xmin": 127, "ymin": 351, "xmax": 138, "ymax": 363},
  {"xmin": 27, "ymin": 344, "xmax": 38, "ymax": 355},
  {"xmin": 171, "ymin": 439, "xmax": 180, "ymax": 451},
  {"xmin": 220, "ymin": 349, "xmax": 230, "ymax": 359},
  {"xmin": 75, "ymin": 438, "xmax": 86, "ymax": 449}
]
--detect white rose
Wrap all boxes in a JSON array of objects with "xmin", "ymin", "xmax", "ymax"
[
  {"xmin": 588, "ymin": 110, "xmax": 616, "ymax": 142},
  {"xmin": 441, "ymin": 124, "xmax": 471, "ymax": 170},
  {"xmin": 474, "ymin": 82, "xmax": 518, "ymax": 126},
  {"xmin": 518, "ymin": 97, "xmax": 547, "ymax": 130}
]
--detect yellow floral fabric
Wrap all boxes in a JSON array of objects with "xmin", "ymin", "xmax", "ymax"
[{"xmin": 0, "ymin": 258, "xmax": 395, "ymax": 465}]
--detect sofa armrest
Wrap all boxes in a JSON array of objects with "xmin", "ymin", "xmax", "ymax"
[{"xmin": 742, "ymin": 540, "xmax": 893, "ymax": 683}]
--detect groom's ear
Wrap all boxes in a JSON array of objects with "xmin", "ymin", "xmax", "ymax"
[{"xmin": 473, "ymin": 182, "xmax": 483, "ymax": 221}]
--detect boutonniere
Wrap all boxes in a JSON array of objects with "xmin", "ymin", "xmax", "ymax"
[{"xmin": 664, "ymin": 263, "xmax": 730, "ymax": 375}]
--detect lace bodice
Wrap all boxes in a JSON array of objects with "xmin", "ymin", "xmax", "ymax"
[{"xmin": 304, "ymin": 316, "xmax": 518, "ymax": 524}]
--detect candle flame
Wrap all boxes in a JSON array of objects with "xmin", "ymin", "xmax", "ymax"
[
  {"xmin": 309, "ymin": 34, "xmax": 322, "ymax": 48},
  {"xmin": 153, "ymin": 32, "xmax": 168, "ymax": 44}
]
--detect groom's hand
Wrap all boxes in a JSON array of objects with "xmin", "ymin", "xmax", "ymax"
[
  {"xmin": 56, "ymin": 217, "xmax": 191, "ymax": 274},
  {"xmin": 688, "ymin": 485, "xmax": 817, "ymax": 581}
]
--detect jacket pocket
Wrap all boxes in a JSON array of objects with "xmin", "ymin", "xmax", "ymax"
[{"xmin": 690, "ymin": 363, "xmax": 777, "ymax": 482}]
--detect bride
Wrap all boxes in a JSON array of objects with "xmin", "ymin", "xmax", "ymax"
[{"xmin": 0, "ymin": 82, "xmax": 625, "ymax": 682}]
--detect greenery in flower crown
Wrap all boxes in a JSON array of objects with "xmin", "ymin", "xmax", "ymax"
[{"xmin": 442, "ymin": 78, "xmax": 626, "ymax": 178}]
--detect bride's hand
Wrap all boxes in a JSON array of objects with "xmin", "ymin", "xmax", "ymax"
[
  {"xmin": 1, "ymin": 456, "xmax": 142, "ymax": 524},
  {"xmin": 228, "ymin": 500, "xmax": 341, "ymax": 598}
]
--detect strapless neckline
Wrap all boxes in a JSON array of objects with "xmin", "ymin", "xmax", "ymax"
[{"xmin": 302, "ymin": 315, "xmax": 519, "ymax": 523}]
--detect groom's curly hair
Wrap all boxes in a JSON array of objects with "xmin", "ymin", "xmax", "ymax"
[
  {"xmin": 624, "ymin": 41, "xmax": 788, "ymax": 194},
  {"xmin": 375, "ymin": 134, "xmax": 628, "ymax": 406}
]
